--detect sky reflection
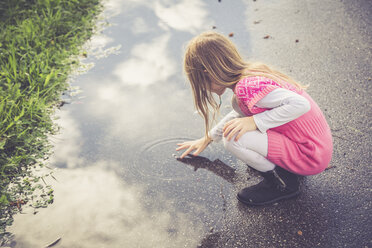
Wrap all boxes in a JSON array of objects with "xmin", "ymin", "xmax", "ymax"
[
  {"xmin": 8, "ymin": 0, "xmax": 246, "ymax": 247},
  {"xmin": 131, "ymin": 17, "xmax": 152, "ymax": 35},
  {"xmin": 10, "ymin": 163, "xmax": 202, "ymax": 248},
  {"xmin": 113, "ymin": 34, "xmax": 175, "ymax": 86},
  {"xmin": 90, "ymin": 80, "xmax": 195, "ymax": 143},
  {"xmin": 49, "ymin": 109, "xmax": 84, "ymax": 169},
  {"xmin": 155, "ymin": 0, "xmax": 211, "ymax": 33},
  {"xmin": 104, "ymin": 0, "xmax": 211, "ymax": 34}
]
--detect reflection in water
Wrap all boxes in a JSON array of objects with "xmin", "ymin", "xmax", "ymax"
[
  {"xmin": 9, "ymin": 162, "xmax": 203, "ymax": 247},
  {"xmin": 103, "ymin": 0, "xmax": 150, "ymax": 17},
  {"xmin": 155, "ymin": 0, "xmax": 211, "ymax": 33},
  {"xmin": 131, "ymin": 17, "xmax": 151, "ymax": 34},
  {"xmin": 104, "ymin": 0, "xmax": 211, "ymax": 33},
  {"xmin": 8, "ymin": 0, "xmax": 254, "ymax": 247},
  {"xmin": 133, "ymin": 137, "xmax": 226, "ymax": 181},
  {"xmin": 91, "ymin": 82, "xmax": 192, "ymax": 142},
  {"xmin": 87, "ymin": 32, "xmax": 121, "ymax": 59},
  {"xmin": 113, "ymin": 34, "xmax": 175, "ymax": 86},
  {"xmin": 135, "ymin": 137, "xmax": 198, "ymax": 181},
  {"xmin": 49, "ymin": 109, "xmax": 84, "ymax": 169},
  {"xmin": 177, "ymin": 155, "xmax": 237, "ymax": 184}
]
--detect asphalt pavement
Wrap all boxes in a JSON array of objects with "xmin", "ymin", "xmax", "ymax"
[{"xmin": 203, "ymin": 0, "xmax": 372, "ymax": 247}]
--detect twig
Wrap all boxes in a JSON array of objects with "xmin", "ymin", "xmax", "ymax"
[
  {"xmin": 332, "ymin": 134, "xmax": 349, "ymax": 141},
  {"xmin": 45, "ymin": 237, "xmax": 61, "ymax": 248}
]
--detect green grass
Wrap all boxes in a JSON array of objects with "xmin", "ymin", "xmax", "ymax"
[{"xmin": 0, "ymin": 0, "xmax": 102, "ymax": 240}]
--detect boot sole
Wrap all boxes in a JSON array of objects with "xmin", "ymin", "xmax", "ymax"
[{"xmin": 237, "ymin": 190, "xmax": 300, "ymax": 206}]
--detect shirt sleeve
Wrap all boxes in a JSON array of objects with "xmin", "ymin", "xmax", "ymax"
[
  {"xmin": 209, "ymin": 110, "xmax": 242, "ymax": 142},
  {"xmin": 253, "ymin": 88, "xmax": 311, "ymax": 133}
]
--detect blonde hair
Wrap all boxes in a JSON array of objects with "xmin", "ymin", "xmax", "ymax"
[{"xmin": 183, "ymin": 31, "xmax": 306, "ymax": 138}]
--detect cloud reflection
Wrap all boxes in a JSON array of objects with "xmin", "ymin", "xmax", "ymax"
[
  {"xmin": 49, "ymin": 109, "xmax": 84, "ymax": 168},
  {"xmin": 104, "ymin": 0, "xmax": 211, "ymax": 34},
  {"xmin": 113, "ymin": 34, "xmax": 175, "ymax": 86},
  {"xmin": 9, "ymin": 0, "xmax": 215, "ymax": 246},
  {"xmin": 87, "ymin": 33, "xmax": 121, "ymax": 59},
  {"xmin": 155, "ymin": 0, "xmax": 210, "ymax": 33},
  {"xmin": 132, "ymin": 17, "xmax": 151, "ymax": 34},
  {"xmin": 103, "ymin": 0, "xmax": 150, "ymax": 17},
  {"xmin": 89, "ymin": 33, "xmax": 113, "ymax": 50},
  {"xmin": 92, "ymin": 81, "xmax": 191, "ymax": 141},
  {"xmin": 10, "ymin": 162, "xmax": 203, "ymax": 247}
]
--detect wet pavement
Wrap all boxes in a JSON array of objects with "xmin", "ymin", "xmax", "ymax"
[{"xmin": 7, "ymin": 0, "xmax": 372, "ymax": 247}]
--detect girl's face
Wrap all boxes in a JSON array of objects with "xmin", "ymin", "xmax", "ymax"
[{"xmin": 210, "ymin": 82, "xmax": 226, "ymax": 96}]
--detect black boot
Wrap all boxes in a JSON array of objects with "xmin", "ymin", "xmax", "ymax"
[{"xmin": 237, "ymin": 166, "xmax": 300, "ymax": 206}]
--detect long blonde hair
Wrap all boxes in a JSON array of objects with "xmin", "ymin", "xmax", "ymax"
[{"xmin": 183, "ymin": 31, "xmax": 306, "ymax": 138}]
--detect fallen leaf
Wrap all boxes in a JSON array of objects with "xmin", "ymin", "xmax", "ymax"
[
  {"xmin": 10, "ymin": 199, "xmax": 26, "ymax": 210},
  {"xmin": 263, "ymin": 35, "xmax": 271, "ymax": 39},
  {"xmin": 297, "ymin": 230, "xmax": 303, "ymax": 236},
  {"xmin": 229, "ymin": 33, "xmax": 234, "ymax": 37}
]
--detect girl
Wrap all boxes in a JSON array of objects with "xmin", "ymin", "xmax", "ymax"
[{"xmin": 176, "ymin": 31, "xmax": 333, "ymax": 206}]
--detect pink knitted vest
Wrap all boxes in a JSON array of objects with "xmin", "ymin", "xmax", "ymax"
[{"xmin": 235, "ymin": 76, "xmax": 333, "ymax": 175}]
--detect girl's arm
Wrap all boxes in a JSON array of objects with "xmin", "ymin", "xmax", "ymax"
[
  {"xmin": 253, "ymin": 88, "xmax": 311, "ymax": 133},
  {"xmin": 209, "ymin": 110, "xmax": 242, "ymax": 142},
  {"xmin": 176, "ymin": 110, "xmax": 241, "ymax": 158}
]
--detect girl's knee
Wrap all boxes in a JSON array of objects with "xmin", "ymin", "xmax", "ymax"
[
  {"xmin": 223, "ymin": 131, "xmax": 269, "ymax": 157},
  {"xmin": 222, "ymin": 135, "xmax": 239, "ymax": 152}
]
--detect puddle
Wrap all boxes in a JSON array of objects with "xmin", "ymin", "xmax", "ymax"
[
  {"xmin": 7, "ymin": 0, "xmax": 251, "ymax": 247},
  {"xmin": 7, "ymin": 163, "xmax": 204, "ymax": 248},
  {"xmin": 133, "ymin": 137, "xmax": 215, "ymax": 181}
]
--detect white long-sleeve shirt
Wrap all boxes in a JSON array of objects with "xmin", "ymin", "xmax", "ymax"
[{"xmin": 209, "ymin": 88, "xmax": 311, "ymax": 142}]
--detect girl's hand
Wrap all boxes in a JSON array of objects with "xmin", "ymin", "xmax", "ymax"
[
  {"xmin": 223, "ymin": 117, "xmax": 257, "ymax": 141},
  {"xmin": 176, "ymin": 137, "xmax": 212, "ymax": 159}
]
